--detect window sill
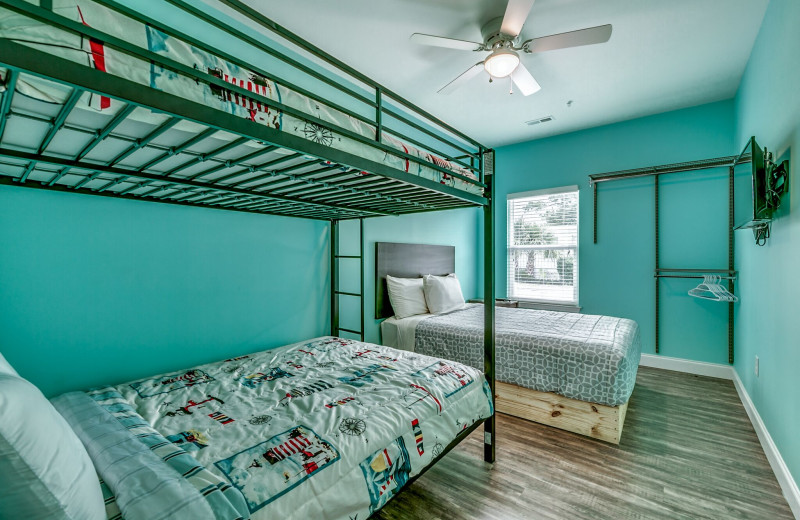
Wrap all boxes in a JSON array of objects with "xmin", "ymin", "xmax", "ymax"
[{"xmin": 516, "ymin": 300, "xmax": 582, "ymax": 313}]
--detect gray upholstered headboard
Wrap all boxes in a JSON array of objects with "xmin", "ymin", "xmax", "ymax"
[{"xmin": 375, "ymin": 242, "xmax": 455, "ymax": 319}]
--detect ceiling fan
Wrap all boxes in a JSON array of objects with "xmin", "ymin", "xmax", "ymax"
[{"xmin": 410, "ymin": 0, "xmax": 612, "ymax": 96}]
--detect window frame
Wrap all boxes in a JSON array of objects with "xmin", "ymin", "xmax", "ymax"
[{"xmin": 506, "ymin": 185, "xmax": 580, "ymax": 306}]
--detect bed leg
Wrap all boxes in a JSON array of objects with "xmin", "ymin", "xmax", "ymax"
[{"xmin": 483, "ymin": 414, "xmax": 495, "ymax": 463}]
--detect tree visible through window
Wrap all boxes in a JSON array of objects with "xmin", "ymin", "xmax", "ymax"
[{"xmin": 507, "ymin": 187, "xmax": 578, "ymax": 304}]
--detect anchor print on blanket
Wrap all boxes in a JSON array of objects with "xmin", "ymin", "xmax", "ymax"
[
  {"xmin": 214, "ymin": 425, "xmax": 339, "ymax": 513},
  {"xmin": 411, "ymin": 361, "xmax": 474, "ymax": 398},
  {"xmin": 130, "ymin": 369, "xmax": 214, "ymax": 398},
  {"xmin": 163, "ymin": 395, "xmax": 234, "ymax": 425},
  {"xmin": 359, "ymin": 436, "xmax": 412, "ymax": 514}
]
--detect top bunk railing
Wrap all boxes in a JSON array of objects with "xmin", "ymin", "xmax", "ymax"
[
  {"xmin": 186, "ymin": 0, "xmax": 484, "ymax": 168},
  {"xmin": 0, "ymin": 0, "xmax": 491, "ymax": 220}
]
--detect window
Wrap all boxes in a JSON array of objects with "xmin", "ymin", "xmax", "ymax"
[{"xmin": 507, "ymin": 186, "xmax": 579, "ymax": 304}]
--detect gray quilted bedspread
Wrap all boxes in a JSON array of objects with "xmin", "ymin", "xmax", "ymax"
[{"xmin": 415, "ymin": 305, "xmax": 641, "ymax": 406}]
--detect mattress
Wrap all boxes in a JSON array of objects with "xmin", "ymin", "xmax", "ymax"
[
  {"xmin": 380, "ymin": 313, "xmax": 433, "ymax": 352},
  {"xmin": 0, "ymin": 1, "xmax": 482, "ymax": 196},
  {"xmin": 51, "ymin": 337, "xmax": 492, "ymax": 520},
  {"xmin": 386, "ymin": 305, "xmax": 641, "ymax": 406}
]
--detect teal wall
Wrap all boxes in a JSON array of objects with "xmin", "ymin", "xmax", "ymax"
[
  {"xmin": 733, "ymin": 0, "xmax": 800, "ymax": 488},
  {"xmin": 495, "ymin": 100, "xmax": 736, "ymax": 363},
  {"xmin": 337, "ymin": 208, "xmax": 481, "ymax": 344},
  {"xmin": 0, "ymin": 186, "xmax": 329, "ymax": 396}
]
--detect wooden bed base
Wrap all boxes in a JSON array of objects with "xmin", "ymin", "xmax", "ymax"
[{"xmin": 495, "ymin": 381, "xmax": 629, "ymax": 444}]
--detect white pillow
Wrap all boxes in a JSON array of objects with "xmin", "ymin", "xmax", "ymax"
[
  {"xmin": 0, "ymin": 374, "xmax": 106, "ymax": 520},
  {"xmin": 386, "ymin": 275, "xmax": 429, "ymax": 319},
  {"xmin": 423, "ymin": 273, "xmax": 466, "ymax": 314},
  {"xmin": 0, "ymin": 351, "xmax": 18, "ymax": 377}
]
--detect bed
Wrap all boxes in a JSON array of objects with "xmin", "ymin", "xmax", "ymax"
[
  {"xmin": 377, "ymin": 242, "xmax": 641, "ymax": 444},
  {"xmin": 0, "ymin": 3, "xmax": 499, "ymax": 516},
  {"xmin": 47, "ymin": 337, "xmax": 493, "ymax": 520}
]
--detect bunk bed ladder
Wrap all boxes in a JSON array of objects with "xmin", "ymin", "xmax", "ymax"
[{"xmin": 330, "ymin": 219, "xmax": 365, "ymax": 341}]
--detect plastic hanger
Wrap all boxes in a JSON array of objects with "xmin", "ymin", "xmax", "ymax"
[
  {"xmin": 688, "ymin": 275, "xmax": 738, "ymax": 302},
  {"xmin": 688, "ymin": 275, "xmax": 719, "ymax": 301},
  {"xmin": 708, "ymin": 275, "xmax": 738, "ymax": 302}
]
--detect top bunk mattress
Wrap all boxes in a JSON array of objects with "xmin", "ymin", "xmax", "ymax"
[
  {"xmin": 51, "ymin": 336, "xmax": 493, "ymax": 520},
  {"xmin": 414, "ymin": 305, "xmax": 641, "ymax": 406},
  {"xmin": 0, "ymin": 0, "xmax": 483, "ymax": 196}
]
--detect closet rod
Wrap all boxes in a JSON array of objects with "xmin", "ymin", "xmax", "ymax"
[
  {"xmin": 589, "ymin": 154, "xmax": 751, "ymax": 185},
  {"xmin": 591, "ymin": 154, "xmax": 752, "ymax": 244},
  {"xmin": 655, "ymin": 274, "xmax": 737, "ymax": 280},
  {"xmin": 655, "ymin": 268, "xmax": 737, "ymax": 273}
]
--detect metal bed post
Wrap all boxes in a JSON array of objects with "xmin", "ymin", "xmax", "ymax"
[
  {"xmin": 330, "ymin": 220, "xmax": 339, "ymax": 336},
  {"xmin": 375, "ymin": 88, "xmax": 382, "ymax": 143},
  {"xmin": 360, "ymin": 218, "xmax": 365, "ymax": 342},
  {"xmin": 483, "ymin": 149, "xmax": 496, "ymax": 464}
]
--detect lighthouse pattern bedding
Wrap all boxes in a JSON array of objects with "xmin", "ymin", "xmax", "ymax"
[
  {"xmin": 0, "ymin": 0, "xmax": 482, "ymax": 195},
  {"xmin": 52, "ymin": 337, "xmax": 493, "ymax": 520}
]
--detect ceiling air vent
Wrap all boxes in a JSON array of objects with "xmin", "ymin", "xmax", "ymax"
[{"xmin": 526, "ymin": 116, "xmax": 554, "ymax": 126}]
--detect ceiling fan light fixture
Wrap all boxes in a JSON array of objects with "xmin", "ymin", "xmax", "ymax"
[{"xmin": 484, "ymin": 49, "xmax": 520, "ymax": 78}]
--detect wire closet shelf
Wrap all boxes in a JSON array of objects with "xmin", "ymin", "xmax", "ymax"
[{"xmin": 0, "ymin": 0, "xmax": 491, "ymax": 221}]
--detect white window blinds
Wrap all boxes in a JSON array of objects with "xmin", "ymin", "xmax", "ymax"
[{"xmin": 507, "ymin": 186, "xmax": 579, "ymax": 304}]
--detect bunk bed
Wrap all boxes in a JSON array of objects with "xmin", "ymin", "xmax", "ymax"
[{"xmin": 0, "ymin": 1, "xmax": 497, "ymax": 519}]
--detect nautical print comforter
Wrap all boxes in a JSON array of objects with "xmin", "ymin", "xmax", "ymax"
[
  {"xmin": 415, "ymin": 305, "xmax": 641, "ymax": 406},
  {"xmin": 0, "ymin": 0, "xmax": 482, "ymax": 195},
  {"xmin": 53, "ymin": 337, "xmax": 493, "ymax": 520}
]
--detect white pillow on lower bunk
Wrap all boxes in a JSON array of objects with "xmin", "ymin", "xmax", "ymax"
[
  {"xmin": 0, "ymin": 374, "xmax": 106, "ymax": 520},
  {"xmin": 0, "ymin": 351, "xmax": 19, "ymax": 376},
  {"xmin": 423, "ymin": 273, "xmax": 466, "ymax": 314},
  {"xmin": 386, "ymin": 275, "xmax": 429, "ymax": 319}
]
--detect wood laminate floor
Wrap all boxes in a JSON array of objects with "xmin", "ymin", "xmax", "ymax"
[{"xmin": 375, "ymin": 367, "xmax": 794, "ymax": 520}]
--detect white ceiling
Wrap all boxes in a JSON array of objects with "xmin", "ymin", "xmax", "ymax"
[{"xmin": 213, "ymin": 0, "xmax": 768, "ymax": 148}]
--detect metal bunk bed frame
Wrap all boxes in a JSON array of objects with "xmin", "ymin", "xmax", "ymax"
[{"xmin": 0, "ymin": 0, "xmax": 497, "ymax": 491}]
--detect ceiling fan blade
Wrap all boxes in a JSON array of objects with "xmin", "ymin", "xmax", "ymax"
[
  {"xmin": 524, "ymin": 24, "xmax": 612, "ymax": 53},
  {"xmin": 438, "ymin": 62, "xmax": 485, "ymax": 95},
  {"xmin": 501, "ymin": 0, "xmax": 536, "ymax": 38},
  {"xmin": 410, "ymin": 33, "xmax": 483, "ymax": 51},
  {"xmin": 511, "ymin": 64, "xmax": 541, "ymax": 96}
]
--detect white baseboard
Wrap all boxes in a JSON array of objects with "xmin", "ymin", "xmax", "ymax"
[
  {"xmin": 732, "ymin": 370, "xmax": 800, "ymax": 519},
  {"xmin": 639, "ymin": 354, "xmax": 734, "ymax": 380}
]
